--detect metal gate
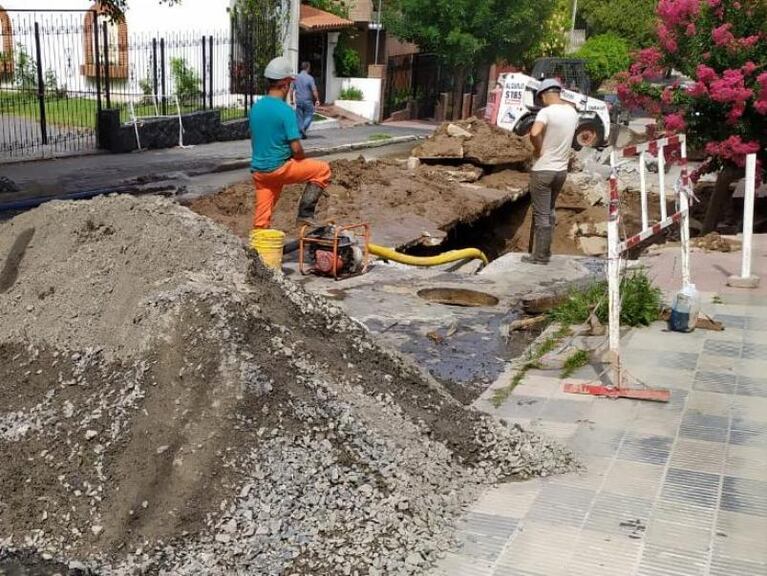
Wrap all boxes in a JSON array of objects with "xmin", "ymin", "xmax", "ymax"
[
  {"xmin": 0, "ymin": 9, "xmax": 99, "ymax": 160},
  {"xmin": 0, "ymin": 7, "xmax": 280, "ymax": 161}
]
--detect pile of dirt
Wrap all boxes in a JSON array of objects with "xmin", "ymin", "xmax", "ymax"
[
  {"xmin": 691, "ymin": 232, "xmax": 741, "ymax": 252},
  {"xmin": 412, "ymin": 117, "xmax": 534, "ymax": 166},
  {"xmin": 0, "ymin": 196, "xmax": 575, "ymax": 575},
  {"xmin": 189, "ymin": 157, "xmax": 530, "ymax": 245}
]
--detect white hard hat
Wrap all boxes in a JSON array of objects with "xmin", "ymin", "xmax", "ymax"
[
  {"xmin": 264, "ymin": 56, "xmax": 295, "ymax": 80},
  {"xmin": 537, "ymin": 78, "xmax": 562, "ymax": 96}
]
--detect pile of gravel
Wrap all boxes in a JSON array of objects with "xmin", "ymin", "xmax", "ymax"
[{"xmin": 0, "ymin": 196, "xmax": 576, "ymax": 575}]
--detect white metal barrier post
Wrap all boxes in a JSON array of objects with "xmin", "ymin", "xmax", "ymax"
[
  {"xmin": 727, "ymin": 153, "xmax": 761, "ymax": 289},
  {"xmin": 563, "ymin": 135, "xmax": 694, "ymax": 403}
]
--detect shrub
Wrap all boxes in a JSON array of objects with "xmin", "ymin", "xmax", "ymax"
[
  {"xmin": 334, "ymin": 35, "xmax": 361, "ymax": 78},
  {"xmin": 339, "ymin": 86, "xmax": 364, "ymax": 101},
  {"xmin": 44, "ymin": 69, "xmax": 67, "ymax": 99},
  {"xmin": 170, "ymin": 57, "xmax": 201, "ymax": 104},
  {"xmin": 575, "ymin": 33, "xmax": 631, "ymax": 89},
  {"xmin": 14, "ymin": 43, "xmax": 37, "ymax": 92},
  {"xmin": 549, "ymin": 271, "xmax": 662, "ymax": 328}
]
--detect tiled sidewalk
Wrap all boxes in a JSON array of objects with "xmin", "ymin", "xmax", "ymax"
[{"xmin": 432, "ymin": 291, "xmax": 767, "ymax": 575}]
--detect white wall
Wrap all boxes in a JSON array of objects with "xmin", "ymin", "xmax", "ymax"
[{"xmin": 333, "ymin": 77, "xmax": 381, "ymax": 121}]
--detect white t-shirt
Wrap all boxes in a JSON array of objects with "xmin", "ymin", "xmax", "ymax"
[{"xmin": 532, "ymin": 103, "xmax": 579, "ymax": 172}]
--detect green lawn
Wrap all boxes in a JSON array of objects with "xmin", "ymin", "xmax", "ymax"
[{"xmin": 0, "ymin": 91, "xmax": 245, "ymax": 128}]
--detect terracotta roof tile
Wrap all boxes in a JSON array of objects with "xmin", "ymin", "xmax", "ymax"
[{"xmin": 299, "ymin": 4, "xmax": 355, "ymax": 31}]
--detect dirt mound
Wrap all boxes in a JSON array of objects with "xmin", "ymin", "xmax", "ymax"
[
  {"xmin": 692, "ymin": 232, "xmax": 741, "ymax": 252},
  {"xmin": 0, "ymin": 196, "xmax": 575, "ymax": 575},
  {"xmin": 189, "ymin": 157, "xmax": 528, "ymax": 246},
  {"xmin": 412, "ymin": 117, "xmax": 533, "ymax": 166}
]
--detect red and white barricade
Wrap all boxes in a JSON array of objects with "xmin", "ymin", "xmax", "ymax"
[{"xmin": 564, "ymin": 134, "xmax": 693, "ymax": 402}]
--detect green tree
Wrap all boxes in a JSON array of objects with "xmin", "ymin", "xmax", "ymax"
[
  {"xmin": 578, "ymin": 0, "xmax": 657, "ymax": 48},
  {"xmin": 305, "ymin": 0, "xmax": 349, "ymax": 18},
  {"xmin": 385, "ymin": 0, "xmax": 555, "ymax": 119},
  {"xmin": 527, "ymin": 0, "xmax": 570, "ymax": 60},
  {"xmin": 575, "ymin": 33, "xmax": 630, "ymax": 89}
]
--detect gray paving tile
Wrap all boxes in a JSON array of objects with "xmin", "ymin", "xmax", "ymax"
[
  {"xmin": 703, "ymin": 339, "xmax": 742, "ymax": 358},
  {"xmin": 710, "ymin": 556, "xmax": 767, "ymax": 576},
  {"xmin": 693, "ymin": 370, "xmax": 737, "ymax": 394},
  {"xmin": 538, "ymin": 398, "xmax": 593, "ymax": 423},
  {"xmin": 743, "ymin": 342, "xmax": 767, "ymax": 360},
  {"xmin": 456, "ymin": 513, "xmax": 519, "ymax": 562},
  {"xmin": 679, "ymin": 411, "xmax": 729, "ymax": 443},
  {"xmin": 526, "ymin": 484, "xmax": 595, "ymax": 527},
  {"xmin": 721, "ymin": 476, "xmax": 767, "ymax": 517},
  {"xmin": 494, "ymin": 395, "xmax": 545, "ymax": 420},
  {"xmin": 660, "ymin": 468, "xmax": 720, "ymax": 509},
  {"xmin": 736, "ymin": 375, "xmax": 767, "ymax": 398},
  {"xmin": 656, "ymin": 351, "xmax": 700, "ymax": 371},
  {"xmin": 569, "ymin": 425, "xmax": 625, "ymax": 458},
  {"xmin": 617, "ymin": 432, "xmax": 673, "ymax": 465},
  {"xmin": 644, "ymin": 519, "xmax": 712, "ymax": 553},
  {"xmin": 637, "ymin": 544, "xmax": 707, "ymax": 576},
  {"xmin": 583, "ymin": 491, "xmax": 653, "ymax": 535},
  {"xmin": 729, "ymin": 417, "xmax": 767, "ymax": 447},
  {"xmin": 746, "ymin": 317, "xmax": 767, "ymax": 332},
  {"xmin": 715, "ymin": 314, "xmax": 747, "ymax": 329}
]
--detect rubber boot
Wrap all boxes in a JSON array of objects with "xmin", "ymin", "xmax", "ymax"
[
  {"xmin": 296, "ymin": 182, "xmax": 323, "ymax": 227},
  {"xmin": 521, "ymin": 226, "xmax": 552, "ymax": 265}
]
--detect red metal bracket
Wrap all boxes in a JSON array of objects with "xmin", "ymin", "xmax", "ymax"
[{"xmin": 563, "ymin": 380, "xmax": 671, "ymax": 402}]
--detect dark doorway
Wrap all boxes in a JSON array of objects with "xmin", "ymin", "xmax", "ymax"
[{"xmin": 298, "ymin": 33, "xmax": 327, "ymax": 103}]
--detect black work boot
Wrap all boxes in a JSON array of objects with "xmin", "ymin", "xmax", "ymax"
[
  {"xmin": 521, "ymin": 226, "xmax": 552, "ymax": 265},
  {"xmin": 296, "ymin": 182, "xmax": 324, "ymax": 227}
]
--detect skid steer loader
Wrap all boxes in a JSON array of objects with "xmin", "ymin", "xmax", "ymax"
[{"xmin": 486, "ymin": 72, "xmax": 612, "ymax": 149}]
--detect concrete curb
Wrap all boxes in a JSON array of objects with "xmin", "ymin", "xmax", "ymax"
[{"xmin": 209, "ymin": 134, "xmax": 426, "ymax": 174}]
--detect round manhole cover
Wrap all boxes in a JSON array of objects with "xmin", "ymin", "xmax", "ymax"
[{"xmin": 417, "ymin": 287, "xmax": 499, "ymax": 307}]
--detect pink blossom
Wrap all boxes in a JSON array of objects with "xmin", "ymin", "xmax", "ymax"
[
  {"xmin": 739, "ymin": 35, "xmax": 760, "ymax": 48},
  {"xmin": 663, "ymin": 112, "xmax": 686, "ymax": 132},
  {"xmin": 755, "ymin": 72, "xmax": 767, "ymax": 115},
  {"xmin": 657, "ymin": 24, "xmax": 679, "ymax": 53},
  {"xmin": 702, "ymin": 52, "xmax": 711, "ymax": 60},
  {"xmin": 755, "ymin": 99, "xmax": 767, "ymax": 115},
  {"xmin": 709, "ymin": 69, "xmax": 753, "ymax": 106},
  {"xmin": 661, "ymin": 87, "xmax": 674, "ymax": 104},
  {"xmin": 685, "ymin": 23, "xmax": 697, "ymax": 36},
  {"xmin": 696, "ymin": 64, "xmax": 718, "ymax": 84},
  {"xmin": 726, "ymin": 103, "xmax": 745, "ymax": 124},
  {"xmin": 657, "ymin": 0, "xmax": 701, "ymax": 27},
  {"xmin": 707, "ymin": 0, "xmax": 720, "ymax": 6},
  {"xmin": 705, "ymin": 136, "xmax": 761, "ymax": 167},
  {"xmin": 742, "ymin": 61, "xmax": 757, "ymax": 75},
  {"xmin": 687, "ymin": 81, "xmax": 708, "ymax": 97},
  {"xmin": 733, "ymin": 1, "xmax": 741, "ymax": 8},
  {"xmin": 712, "ymin": 23, "xmax": 735, "ymax": 46}
]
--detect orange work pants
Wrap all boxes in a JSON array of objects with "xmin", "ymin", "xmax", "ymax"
[{"xmin": 252, "ymin": 158, "xmax": 331, "ymax": 229}]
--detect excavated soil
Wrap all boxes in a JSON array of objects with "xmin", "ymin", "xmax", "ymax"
[
  {"xmin": 188, "ymin": 157, "xmax": 530, "ymax": 245},
  {"xmin": 411, "ymin": 117, "xmax": 534, "ymax": 166},
  {"xmin": 0, "ymin": 196, "xmax": 575, "ymax": 575}
]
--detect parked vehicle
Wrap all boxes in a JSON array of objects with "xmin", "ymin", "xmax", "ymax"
[{"xmin": 486, "ymin": 72, "xmax": 611, "ymax": 149}]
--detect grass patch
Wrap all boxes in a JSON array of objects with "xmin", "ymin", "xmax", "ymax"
[
  {"xmin": 0, "ymin": 91, "xmax": 243, "ymax": 128},
  {"xmin": 560, "ymin": 349, "xmax": 589, "ymax": 379},
  {"xmin": 491, "ymin": 324, "xmax": 571, "ymax": 407},
  {"xmin": 549, "ymin": 271, "xmax": 662, "ymax": 328},
  {"xmin": 367, "ymin": 133, "xmax": 392, "ymax": 142}
]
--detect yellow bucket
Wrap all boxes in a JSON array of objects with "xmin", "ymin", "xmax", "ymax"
[{"xmin": 250, "ymin": 228, "xmax": 285, "ymax": 270}]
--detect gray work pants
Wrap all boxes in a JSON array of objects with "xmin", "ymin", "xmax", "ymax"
[{"xmin": 529, "ymin": 170, "xmax": 568, "ymax": 229}]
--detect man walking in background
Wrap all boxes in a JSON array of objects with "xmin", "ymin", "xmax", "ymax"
[
  {"xmin": 250, "ymin": 57, "xmax": 331, "ymax": 231},
  {"xmin": 523, "ymin": 79, "xmax": 579, "ymax": 265},
  {"xmin": 293, "ymin": 62, "xmax": 321, "ymax": 139}
]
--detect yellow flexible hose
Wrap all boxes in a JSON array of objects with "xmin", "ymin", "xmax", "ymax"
[{"xmin": 368, "ymin": 243, "xmax": 489, "ymax": 267}]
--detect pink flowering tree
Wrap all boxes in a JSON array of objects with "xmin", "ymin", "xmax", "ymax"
[{"xmin": 617, "ymin": 0, "xmax": 767, "ymax": 232}]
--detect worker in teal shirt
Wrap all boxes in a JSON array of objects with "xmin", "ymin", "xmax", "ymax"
[{"xmin": 249, "ymin": 56, "xmax": 331, "ymax": 231}]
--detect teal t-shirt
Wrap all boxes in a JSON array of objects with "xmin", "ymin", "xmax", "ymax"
[{"xmin": 249, "ymin": 96, "xmax": 301, "ymax": 173}]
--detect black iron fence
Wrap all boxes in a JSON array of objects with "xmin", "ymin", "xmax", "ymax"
[
  {"xmin": 383, "ymin": 53, "xmax": 491, "ymax": 120},
  {"xmin": 0, "ymin": 8, "xmax": 280, "ymax": 160}
]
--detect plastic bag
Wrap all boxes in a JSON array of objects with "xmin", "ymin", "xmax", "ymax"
[{"xmin": 668, "ymin": 283, "xmax": 700, "ymax": 333}]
